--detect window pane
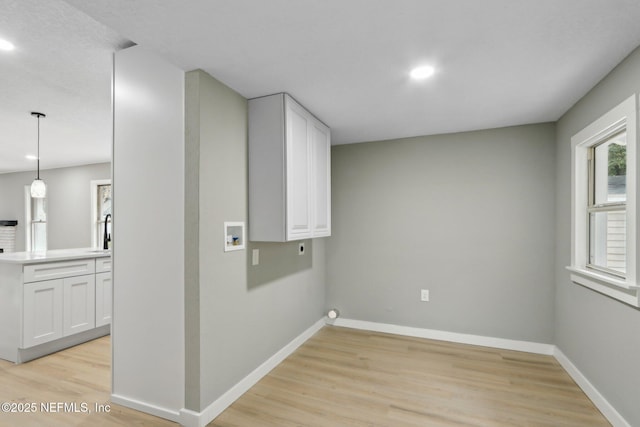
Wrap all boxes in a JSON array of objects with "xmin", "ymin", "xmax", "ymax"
[
  {"xmin": 30, "ymin": 196, "xmax": 47, "ymax": 252},
  {"xmin": 589, "ymin": 210, "xmax": 626, "ymax": 274},
  {"xmin": 98, "ymin": 184, "xmax": 112, "ymax": 219},
  {"xmin": 31, "ymin": 197, "xmax": 46, "ymax": 221},
  {"xmin": 594, "ymin": 132, "xmax": 626, "ymax": 204}
]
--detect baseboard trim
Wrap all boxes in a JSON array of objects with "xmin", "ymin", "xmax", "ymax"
[
  {"xmin": 111, "ymin": 393, "xmax": 181, "ymax": 423},
  {"xmin": 553, "ymin": 348, "xmax": 630, "ymax": 427},
  {"xmin": 330, "ymin": 318, "xmax": 555, "ymax": 355},
  {"xmin": 180, "ymin": 318, "xmax": 325, "ymax": 427},
  {"xmin": 18, "ymin": 325, "xmax": 110, "ymax": 363}
]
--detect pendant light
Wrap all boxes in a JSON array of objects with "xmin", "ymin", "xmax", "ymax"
[{"xmin": 30, "ymin": 112, "xmax": 46, "ymax": 198}]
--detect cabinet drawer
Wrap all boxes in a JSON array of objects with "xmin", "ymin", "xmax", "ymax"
[
  {"xmin": 24, "ymin": 259, "xmax": 96, "ymax": 283},
  {"xmin": 95, "ymin": 257, "xmax": 112, "ymax": 273}
]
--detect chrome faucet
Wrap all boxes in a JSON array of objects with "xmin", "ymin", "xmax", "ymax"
[{"xmin": 103, "ymin": 214, "xmax": 111, "ymax": 250}]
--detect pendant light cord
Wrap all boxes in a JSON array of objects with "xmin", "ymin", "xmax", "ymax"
[
  {"xmin": 36, "ymin": 114, "xmax": 40, "ymax": 180},
  {"xmin": 30, "ymin": 112, "xmax": 45, "ymax": 180}
]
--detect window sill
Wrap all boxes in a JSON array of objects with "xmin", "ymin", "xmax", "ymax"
[{"xmin": 566, "ymin": 266, "xmax": 639, "ymax": 307}]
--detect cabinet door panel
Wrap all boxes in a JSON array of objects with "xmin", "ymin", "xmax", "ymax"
[
  {"xmin": 311, "ymin": 120, "xmax": 331, "ymax": 236},
  {"xmin": 95, "ymin": 272, "xmax": 112, "ymax": 327},
  {"xmin": 23, "ymin": 279, "xmax": 63, "ymax": 348},
  {"xmin": 285, "ymin": 101, "xmax": 312, "ymax": 239},
  {"xmin": 63, "ymin": 275, "xmax": 96, "ymax": 336}
]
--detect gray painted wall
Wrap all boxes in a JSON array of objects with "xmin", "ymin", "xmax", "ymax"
[
  {"xmin": 555, "ymin": 46, "xmax": 640, "ymax": 425},
  {"xmin": 327, "ymin": 124, "xmax": 556, "ymax": 343},
  {"xmin": 0, "ymin": 163, "xmax": 110, "ymax": 251},
  {"xmin": 185, "ymin": 70, "xmax": 326, "ymax": 411}
]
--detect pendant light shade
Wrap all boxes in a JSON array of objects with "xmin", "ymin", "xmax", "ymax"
[
  {"xmin": 30, "ymin": 112, "xmax": 46, "ymax": 199},
  {"xmin": 30, "ymin": 179, "xmax": 46, "ymax": 198}
]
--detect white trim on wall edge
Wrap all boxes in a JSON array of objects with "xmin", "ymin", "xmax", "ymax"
[
  {"xmin": 179, "ymin": 318, "xmax": 325, "ymax": 427},
  {"xmin": 110, "ymin": 393, "xmax": 181, "ymax": 423},
  {"xmin": 554, "ymin": 348, "xmax": 631, "ymax": 427},
  {"xmin": 331, "ymin": 318, "xmax": 555, "ymax": 355}
]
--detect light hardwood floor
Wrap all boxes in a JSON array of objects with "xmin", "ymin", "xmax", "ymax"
[
  {"xmin": 0, "ymin": 327, "xmax": 611, "ymax": 427},
  {"xmin": 0, "ymin": 335, "xmax": 177, "ymax": 427},
  {"xmin": 211, "ymin": 326, "xmax": 611, "ymax": 427}
]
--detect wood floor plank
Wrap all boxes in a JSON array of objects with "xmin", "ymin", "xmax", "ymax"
[
  {"xmin": 0, "ymin": 327, "xmax": 613, "ymax": 426},
  {"xmin": 0, "ymin": 336, "xmax": 177, "ymax": 427},
  {"xmin": 210, "ymin": 326, "xmax": 611, "ymax": 427}
]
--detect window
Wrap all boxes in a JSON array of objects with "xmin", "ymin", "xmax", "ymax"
[
  {"xmin": 91, "ymin": 179, "xmax": 112, "ymax": 249},
  {"xmin": 588, "ymin": 131, "xmax": 626, "ymax": 276},
  {"xmin": 24, "ymin": 187, "xmax": 47, "ymax": 252},
  {"xmin": 569, "ymin": 95, "xmax": 639, "ymax": 307}
]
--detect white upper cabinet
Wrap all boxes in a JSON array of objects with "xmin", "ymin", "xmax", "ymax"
[{"xmin": 249, "ymin": 93, "xmax": 331, "ymax": 242}]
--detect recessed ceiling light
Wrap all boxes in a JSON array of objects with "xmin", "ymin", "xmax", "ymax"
[
  {"xmin": 0, "ymin": 39, "xmax": 15, "ymax": 51},
  {"xmin": 25, "ymin": 154, "xmax": 38, "ymax": 160},
  {"xmin": 410, "ymin": 65, "xmax": 435, "ymax": 80}
]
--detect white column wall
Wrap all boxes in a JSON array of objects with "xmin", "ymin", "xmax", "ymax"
[{"xmin": 112, "ymin": 45, "xmax": 185, "ymax": 420}]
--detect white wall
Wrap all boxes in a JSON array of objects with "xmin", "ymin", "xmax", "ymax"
[
  {"xmin": 112, "ymin": 45, "xmax": 185, "ymax": 420},
  {"xmin": 0, "ymin": 163, "xmax": 110, "ymax": 251}
]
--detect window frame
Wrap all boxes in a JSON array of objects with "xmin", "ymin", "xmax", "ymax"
[
  {"xmin": 24, "ymin": 186, "xmax": 47, "ymax": 252},
  {"xmin": 568, "ymin": 95, "xmax": 639, "ymax": 307}
]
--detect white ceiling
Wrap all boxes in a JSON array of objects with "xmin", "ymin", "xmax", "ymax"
[
  {"xmin": 0, "ymin": 0, "xmax": 129, "ymax": 174},
  {"xmin": 4, "ymin": 1, "xmax": 640, "ymax": 173}
]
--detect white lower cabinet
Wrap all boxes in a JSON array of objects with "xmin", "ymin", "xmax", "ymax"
[
  {"xmin": 95, "ymin": 272, "xmax": 112, "ymax": 327},
  {"xmin": 23, "ymin": 274, "xmax": 96, "ymax": 347},
  {"xmin": 0, "ymin": 254, "xmax": 111, "ymax": 363},
  {"xmin": 23, "ymin": 279, "xmax": 64, "ymax": 348},
  {"xmin": 20, "ymin": 257, "xmax": 110, "ymax": 350},
  {"xmin": 63, "ymin": 274, "xmax": 96, "ymax": 336}
]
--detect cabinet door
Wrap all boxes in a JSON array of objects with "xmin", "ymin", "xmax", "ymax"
[
  {"xmin": 285, "ymin": 99, "xmax": 312, "ymax": 240},
  {"xmin": 310, "ymin": 119, "xmax": 331, "ymax": 237},
  {"xmin": 23, "ymin": 279, "xmax": 63, "ymax": 348},
  {"xmin": 95, "ymin": 272, "xmax": 112, "ymax": 327},
  {"xmin": 63, "ymin": 275, "xmax": 96, "ymax": 336}
]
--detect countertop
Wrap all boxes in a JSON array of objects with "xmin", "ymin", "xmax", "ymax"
[{"xmin": 0, "ymin": 248, "xmax": 111, "ymax": 265}]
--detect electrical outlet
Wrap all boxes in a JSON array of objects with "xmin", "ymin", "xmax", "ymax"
[
  {"xmin": 298, "ymin": 242, "xmax": 305, "ymax": 255},
  {"xmin": 252, "ymin": 249, "xmax": 259, "ymax": 266},
  {"xmin": 420, "ymin": 289, "xmax": 429, "ymax": 302}
]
